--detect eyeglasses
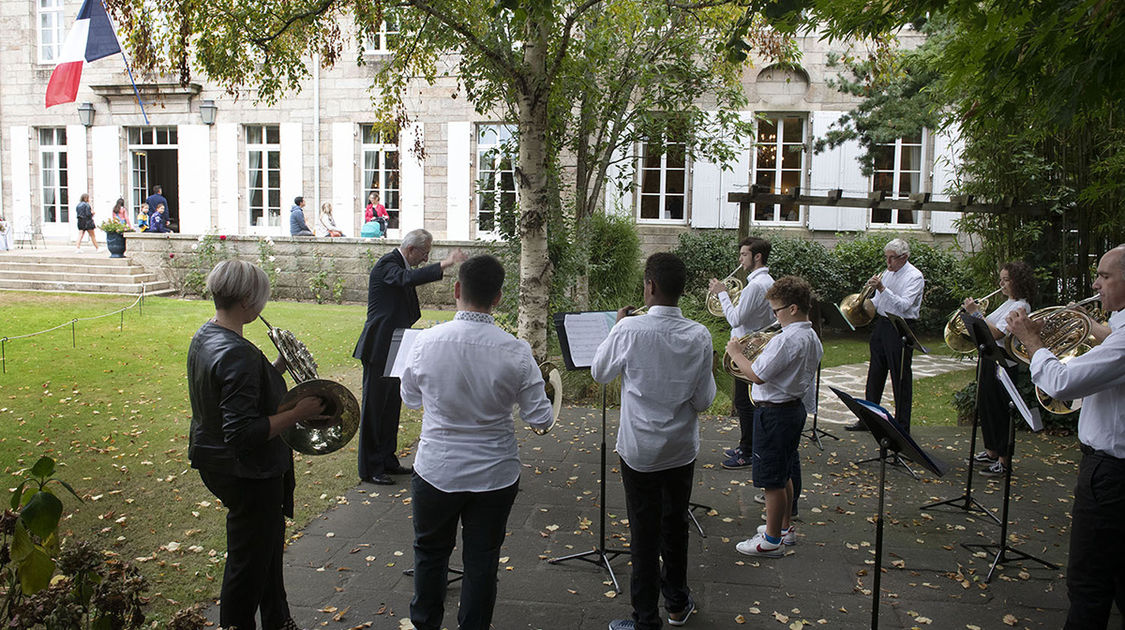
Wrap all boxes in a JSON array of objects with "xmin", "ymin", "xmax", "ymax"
[{"xmin": 771, "ymin": 304, "xmax": 793, "ymax": 315}]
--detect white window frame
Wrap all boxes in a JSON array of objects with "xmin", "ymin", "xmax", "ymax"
[
  {"xmin": 246, "ymin": 125, "xmax": 282, "ymax": 232},
  {"xmin": 126, "ymin": 126, "xmax": 178, "ymax": 217},
  {"xmin": 474, "ymin": 123, "xmax": 518, "ymax": 240},
  {"xmin": 362, "ymin": 15, "xmax": 399, "ymax": 55},
  {"xmin": 870, "ymin": 129, "xmax": 927, "ymax": 228},
  {"xmin": 361, "ymin": 124, "xmax": 400, "ymax": 234},
  {"xmin": 637, "ymin": 126, "xmax": 688, "ymax": 225},
  {"xmin": 38, "ymin": 0, "xmax": 65, "ymax": 64},
  {"xmin": 752, "ymin": 114, "xmax": 806, "ymax": 224},
  {"xmin": 39, "ymin": 127, "xmax": 68, "ymax": 224}
]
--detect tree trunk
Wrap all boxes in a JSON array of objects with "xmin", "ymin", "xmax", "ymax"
[{"xmin": 516, "ymin": 18, "xmax": 553, "ymax": 362}]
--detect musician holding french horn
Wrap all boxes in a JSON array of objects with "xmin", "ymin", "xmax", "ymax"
[
  {"xmin": 962, "ymin": 261, "xmax": 1036, "ymax": 478},
  {"xmin": 1006, "ymin": 245, "xmax": 1125, "ymax": 629},
  {"xmin": 708, "ymin": 237, "xmax": 775, "ymax": 469},
  {"xmin": 186, "ymin": 260, "xmax": 327, "ymax": 630}
]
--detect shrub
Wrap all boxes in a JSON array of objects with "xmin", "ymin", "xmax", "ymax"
[
  {"xmin": 765, "ymin": 235, "xmax": 846, "ymax": 305},
  {"xmin": 672, "ymin": 229, "xmax": 739, "ymax": 293},
  {"xmin": 587, "ymin": 213, "xmax": 642, "ymax": 310}
]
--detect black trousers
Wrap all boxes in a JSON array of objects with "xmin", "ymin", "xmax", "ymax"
[
  {"xmin": 358, "ymin": 362, "xmax": 403, "ymax": 479},
  {"xmin": 977, "ymin": 356, "xmax": 1014, "ymax": 457},
  {"xmin": 199, "ymin": 470, "xmax": 291, "ymax": 630},
  {"xmin": 865, "ymin": 316, "xmax": 915, "ymax": 431},
  {"xmin": 620, "ymin": 458, "xmax": 694, "ymax": 630},
  {"xmin": 410, "ymin": 474, "xmax": 519, "ymax": 630},
  {"xmin": 733, "ymin": 379, "xmax": 755, "ymax": 453},
  {"xmin": 1064, "ymin": 450, "xmax": 1125, "ymax": 629}
]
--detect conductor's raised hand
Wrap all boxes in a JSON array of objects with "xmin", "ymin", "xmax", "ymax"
[{"xmin": 441, "ymin": 248, "xmax": 469, "ymax": 270}]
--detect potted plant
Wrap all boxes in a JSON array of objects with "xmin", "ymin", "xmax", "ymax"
[{"xmin": 99, "ymin": 219, "xmax": 132, "ymax": 258}]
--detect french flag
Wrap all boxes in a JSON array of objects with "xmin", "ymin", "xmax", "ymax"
[{"xmin": 45, "ymin": 0, "xmax": 121, "ymax": 108}]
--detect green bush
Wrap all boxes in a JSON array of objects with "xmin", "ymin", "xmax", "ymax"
[
  {"xmin": 765, "ymin": 235, "xmax": 847, "ymax": 305},
  {"xmin": 587, "ymin": 213, "xmax": 643, "ymax": 310}
]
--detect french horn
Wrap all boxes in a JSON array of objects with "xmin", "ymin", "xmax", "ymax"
[
  {"xmin": 722, "ymin": 322, "xmax": 782, "ymax": 385},
  {"xmin": 1035, "ymin": 345, "xmax": 1087, "ymax": 415},
  {"xmin": 943, "ymin": 287, "xmax": 1004, "ymax": 354},
  {"xmin": 1003, "ymin": 295, "xmax": 1101, "ymax": 365},
  {"xmin": 706, "ymin": 266, "xmax": 745, "ymax": 318},
  {"xmin": 838, "ymin": 271, "xmax": 883, "ymax": 329},
  {"xmin": 535, "ymin": 361, "xmax": 563, "ymax": 435},
  {"xmin": 261, "ymin": 316, "xmax": 361, "ymax": 455}
]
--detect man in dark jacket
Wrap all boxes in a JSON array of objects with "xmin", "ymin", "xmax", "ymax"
[
  {"xmin": 144, "ymin": 185, "xmax": 168, "ymax": 221},
  {"xmin": 353, "ymin": 229, "xmax": 466, "ymax": 484},
  {"xmin": 290, "ymin": 196, "xmax": 313, "ymax": 236}
]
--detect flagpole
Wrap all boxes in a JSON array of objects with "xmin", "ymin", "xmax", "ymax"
[{"xmin": 99, "ymin": 0, "xmax": 149, "ymax": 125}]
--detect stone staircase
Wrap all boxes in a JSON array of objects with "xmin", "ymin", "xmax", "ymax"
[{"xmin": 0, "ymin": 248, "xmax": 174, "ymax": 295}]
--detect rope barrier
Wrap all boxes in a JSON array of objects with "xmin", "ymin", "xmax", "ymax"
[{"xmin": 0, "ymin": 286, "xmax": 146, "ymax": 374}]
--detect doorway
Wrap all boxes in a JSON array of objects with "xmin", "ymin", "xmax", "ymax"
[{"xmin": 127, "ymin": 126, "xmax": 180, "ymax": 230}]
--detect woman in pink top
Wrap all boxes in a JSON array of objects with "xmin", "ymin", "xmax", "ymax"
[
  {"xmin": 367, "ymin": 192, "xmax": 389, "ymax": 236},
  {"xmin": 111, "ymin": 198, "xmax": 131, "ymax": 228}
]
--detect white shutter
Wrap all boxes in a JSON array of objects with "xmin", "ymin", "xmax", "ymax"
[
  {"xmin": 930, "ymin": 125, "xmax": 963, "ymax": 234},
  {"xmin": 215, "ymin": 123, "xmax": 239, "ymax": 234},
  {"xmin": 331, "ymin": 122, "xmax": 355, "ymax": 236},
  {"xmin": 280, "ymin": 122, "xmax": 303, "ymax": 234},
  {"xmin": 446, "ymin": 121, "xmax": 471, "ymax": 240},
  {"xmin": 723, "ymin": 111, "xmax": 755, "ymax": 229},
  {"xmin": 690, "ymin": 112, "xmax": 723, "ymax": 228},
  {"xmin": 604, "ymin": 128, "xmax": 634, "ymax": 217},
  {"xmin": 807, "ymin": 111, "xmax": 867, "ymax": 232},
  {"xmin": 66, "ymin": 124, "xmax": 88, "ymax": 231},
  {"xmin": 10, "ymin": 126, "xmax": 31, "ymax": 229},
  {"xmin": 399, "ymin": 121, "xmax": 425, "ymax": 235},
  {"xmin": 90, "ymin": 126, "xmax": 121, "ymax": 219},
  {"xmin": 176, "ymin": 124, "xmax": 211, "ymax": 234}
]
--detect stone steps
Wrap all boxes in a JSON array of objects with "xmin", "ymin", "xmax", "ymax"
[{"xmin": 0, "ymin": 250, "xmax": 174, "ymax": 296}]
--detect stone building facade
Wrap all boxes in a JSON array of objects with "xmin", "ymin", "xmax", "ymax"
[{"xmin": 0, "ymin": 2, "xmax": 962, "ymax": 251}]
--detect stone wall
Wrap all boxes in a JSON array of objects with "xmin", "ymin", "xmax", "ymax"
[{"xmin": 125, "ymin": 233, "xmax": 495, "ymax": 305}]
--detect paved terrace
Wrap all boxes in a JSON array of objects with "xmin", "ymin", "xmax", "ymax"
[{"xmin": 202, "ymin": 355, "xmax": 1121, "ymax": 630}]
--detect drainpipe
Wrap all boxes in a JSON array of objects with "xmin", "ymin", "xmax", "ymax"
[{"xmin": 313, "ymin": 53, "xmax": 321, "ymax": 227}]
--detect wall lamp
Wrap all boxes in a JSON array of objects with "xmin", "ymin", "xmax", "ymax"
[
  {"xmin": 199, "ymin": 100, "xmax": 217, "ymax": 125},
  {"xmin": 77, "ymin": 102, "xmax": 95, "ymax": 127}
]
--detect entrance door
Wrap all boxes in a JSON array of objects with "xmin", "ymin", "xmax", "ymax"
[
  {"xmin": 146, "ymin": 149, "xmax": 179, "ymax": 230},
  {"xmin": 127, "ymin": 127, "xmax": 179, "ymax": 230}
]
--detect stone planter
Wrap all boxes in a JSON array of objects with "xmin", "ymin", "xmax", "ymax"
[{"xmin": 106, "ymin": 232, "xmax": 126, "ymax": 258}]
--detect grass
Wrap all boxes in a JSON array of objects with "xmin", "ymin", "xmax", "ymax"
[{"xmin": 0, "ymin": 292, "xmax": 969, "ymax": 618}]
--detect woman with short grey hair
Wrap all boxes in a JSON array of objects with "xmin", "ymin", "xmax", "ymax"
[{"xmin": 187, "ymin": 259, "xmax": 324, "ymax": 630}]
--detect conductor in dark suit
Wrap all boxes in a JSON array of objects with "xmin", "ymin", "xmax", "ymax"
[{"xmin": 353, "ymin": 229, "xmax": 467, "ymax": 485}]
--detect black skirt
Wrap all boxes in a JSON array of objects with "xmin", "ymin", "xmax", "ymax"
[{"xmin": 77, "ymin": 216, "xmax": 95, "ymax": 231}]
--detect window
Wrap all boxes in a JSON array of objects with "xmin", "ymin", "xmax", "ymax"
[
  {"xmin": 127, "ymin": 127, "xmax": 178, "ymax": 216},
  {"xmin": 128, "ymin": 127, "xmax": 178, "ymax": 146},
  {"xmin": 362, "ymin": 14, "xmax": 399, "ymax": 54},
  {"xmin": 246, "ymin": 125, "xmax": 282, "ymax": 228},
  {"xmin": 361, "ymin": 124, "xmax": 400, "ymax": 231},
  {"xmin": 753, "ymin": 115, "xmax": 805, "ymax": 223},
  {"xmin": 871, "ymin": 132, "xmax": 924, "ymax": 225},
  {"xmin": 476, "ymin": 124, "xmax": 517, "ymax": 238},
  {"xmin": 38, "ymin": 0, "xmax": 65, "ymax": 64},
  {"xmin": 39, "ymin": 128, "xmax": 68, "ymax": 223},
  {"xmin": 638, "ymin": 121, "xmax": 687, "ymax": 222}
]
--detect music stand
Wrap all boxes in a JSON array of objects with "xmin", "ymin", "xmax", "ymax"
[
  {"xmin": 919, "ymin": 313, "xmax": 1004, "ymax": 525},
  {"xmin": 961, "ymin": 367, "xmax": 1057, "ymax": 581},
  {"xmin": 546, "ymin": 311, "xmax": 628, "ymax": 593},
  {"xmin": 832, "ymin": 387, "xmax": 945, "ymax": 630},
  {"xmin": 803, "ymin": 301, "xmax": 852, "ymax": 448}
]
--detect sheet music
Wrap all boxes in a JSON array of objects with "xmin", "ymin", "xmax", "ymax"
[
  {"xmin": 385, "ymin": 328, "xmax": 422, "ymax": 378},
  {"xmin": 562, "ymin": 311, "xmax": 616, "ymax": 368},
  {"xmin": 996, "ymin": 366, "xmax": 1041, "ymax": 431}
]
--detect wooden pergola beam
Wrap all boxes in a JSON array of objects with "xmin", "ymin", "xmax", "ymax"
[{"xmin": 727, "ymin": 187, "xmax": 1048, "ymax": 216}]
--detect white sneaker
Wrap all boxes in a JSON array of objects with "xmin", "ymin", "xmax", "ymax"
[
  {"xmin": 736, "ymin": 532, "xmax": 785, "ymax": 557},
  {"xmin": 756, "ymin": 524, "xmax": 797, "ymax": 546}
]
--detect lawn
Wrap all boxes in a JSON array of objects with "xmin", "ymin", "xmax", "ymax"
[{"xmin": 0, "ymin": 292, "xmax": 970, "ymax": 619}]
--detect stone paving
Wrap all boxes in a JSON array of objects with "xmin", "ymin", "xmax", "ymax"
[{"xmin": 208, "ymin": 357, "xmax": 1122, "ymax": 630}]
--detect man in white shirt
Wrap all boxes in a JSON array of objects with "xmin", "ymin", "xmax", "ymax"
[
  {"xmin": 708, "ymin": 237, "xmax": 775, "ymax": 469},
  {"xmin": 1007, "ymin": 245, "xmax": 1125, "ymax": 629},
  {"xmin": 593, "ymin": 252, "xmax": 717, "ymax": 630},
  {"xmin": 724, "ymin": 276, "xmax": 823, "ymax": 558},
  {"xmin": 400, "ymin": 254, "xmax": 554, "ymax": 630},
  {"xmin": 847, "ymin": 238, "xmax": 925, "ymax": 433}
]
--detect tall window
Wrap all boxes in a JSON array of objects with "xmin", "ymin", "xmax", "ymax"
[
  {"xmin": 361, "ymin": 124, "xmax": 400, "ymax": 231},
  {"xmin": 246, "ymin": 125, "xmax": 281, "ymax": 228},
  {"xmin": 476, "ymin": 123, "xmax": 517, "ymax": 237},
  {"xmin": 39, "ymin": 128, "xmax": 68, "ymax": 224},
  {"xmin": 753, "ymin": 115, "xmax": 805, "ymax": 223},
  {"xmin": 362, "ymin": 14, "xmax": 399, "ymax": 54},
  {"xmin": 871, "ymin": 132, "xmax": 923, "ymax": 225},
  {"xmin": 38, "ymin": 0, "xmax": 65, "ymax": 63},
  {"xmin": 638, "ymin": 120, "xmax": 687, "ymax": 222},
  {"xmin": 127, "ymin": 126, "xmax": 178, "ymax": 215}
]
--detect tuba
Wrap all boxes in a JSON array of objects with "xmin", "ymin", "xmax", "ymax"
[
  {"xmin": 1003, "ymin": 295, "xmax": 1101, "ymax": 365},
  {"xmin": 943, "ymin": 287, "xmax": 1004, "ymax": 354},
  {"xmin": 838, "ymin": 272, "xmax": 883, "ymax": 328},
  {"xmin": 260, "ymin": 316, "xmax": 361, "ymax": 455},
  {"xmin": 723, "ymin": 322, "xmax": 782, "ymax": 385},
  {"xmin": 706, "ymin": 266, "xmax": 746, "ymax": 318}
]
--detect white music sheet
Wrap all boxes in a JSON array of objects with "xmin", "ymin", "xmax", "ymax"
[
  {"xmin": 562, "ymin": 311, "xmax": 617, "ymax": 368},
  {"xmin": 996, "ymin": 366, "xmax": 1042, "ymax": 431},
  {"xmin": 386, "ymin": 328, "xmax": 422, "ymax": 378}
]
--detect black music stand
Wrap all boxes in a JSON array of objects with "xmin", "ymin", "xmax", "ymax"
[
  {"xmin": 961, "ymin": 367, "xmax": 1056, "ymax": 581},
  {"xmin": 919, "ymin": 313, "xmax": 1004, "ymax": 525},
  {"xmin": 832, "ymin": 387, "xmax": 946, "ymax": 630},
  {"xmin": 804, "ymin": 302, "xmax": 853, "ymax": 448},
  {"xmin": 547, "ymin": 312, "xmax": 628, "ymax": 593}
]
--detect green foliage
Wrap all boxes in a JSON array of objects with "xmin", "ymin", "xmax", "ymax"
[
  {"xmin": 165, "ymin": 233, "xmax": 233, "ymax": 297},
  {"xmin": 307, "ymin": 254, "xmax": 340, "ymax": 305},
  {"xmin": 672, "ymin": 229, "xmax": 739, "ymax": 292},
  {"xmin": 97, "ymin": 219, "xmax": 132, "ymax": 233},
  {"xmin": 586, "ymin": 213, "xmax": 642, "ymax": 311},
  {"xmin": 257, "ymin": 237, "xmax": 280, "ymax": 290},
  {"xmin": 764, "ymin": 235, "xmax": 846, "ymax": 304}
]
